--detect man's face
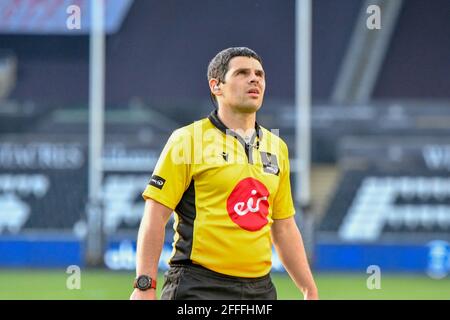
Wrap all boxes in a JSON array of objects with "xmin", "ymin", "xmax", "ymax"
[{"xmin": 218, "ymin": 56, "xmax": 266, "ymax": 113}]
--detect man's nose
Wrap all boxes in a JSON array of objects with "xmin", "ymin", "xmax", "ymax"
[{"xmin": 249, "ymin": 73, "xmax": 259, "ymax": 84}]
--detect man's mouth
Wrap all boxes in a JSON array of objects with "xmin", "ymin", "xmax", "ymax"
[{"xmin": 247, "ymin": 88, "xmax": 260, "ymax": 96}]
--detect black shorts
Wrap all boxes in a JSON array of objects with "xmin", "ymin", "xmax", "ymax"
[{"xmin": 160, "ymin": 264, "xmax": 277, "ymax": 300}]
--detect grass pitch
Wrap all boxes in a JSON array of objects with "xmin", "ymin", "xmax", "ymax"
[{"xmin": 0, "ymin": 269, "xmax": 449, "ymax": 300}]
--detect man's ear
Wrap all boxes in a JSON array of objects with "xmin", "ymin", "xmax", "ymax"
[{"xmin": 209, "ymin": 79, "xmax": 221, "ymax": 96}]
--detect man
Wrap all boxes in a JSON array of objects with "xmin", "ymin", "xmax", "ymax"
[{"xmin": 130, "ymin": 47, "xmax": 318, "ymax": 300}]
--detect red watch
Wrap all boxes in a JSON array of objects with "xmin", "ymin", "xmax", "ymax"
[{"xmin": 134, "ymin": 275, "xmax": 157, "ymax": 291}]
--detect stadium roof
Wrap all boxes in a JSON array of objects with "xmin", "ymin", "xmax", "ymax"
[{"xmin": 0, "ymin": 0, "xmax": 133, "ymax": 35}]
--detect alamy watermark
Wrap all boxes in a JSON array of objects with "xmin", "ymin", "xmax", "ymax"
[
  {"xmin": 66, "ymin": 5, "xmax": 81, "ymax": 30},
  {"xmin": 366, "ymin": 265, "xmax": 382, "ymax": 290},
  {"xmin": 166, "ymin": 124, "xmax": 281, "ymax": 165},
  {"xmin": 66, "ymin": 265, "xmax": 81, "ymax": 290},
  {"xmin": 367, "ymin": 5, "xmax": 381, "ymax": 30}
]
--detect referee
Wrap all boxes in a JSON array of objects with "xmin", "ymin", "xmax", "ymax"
[{"xmin": 130, "ymin": 47, "xmax": 318, "ymax": 300}]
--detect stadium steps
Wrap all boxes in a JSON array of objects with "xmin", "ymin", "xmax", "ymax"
[{"xmin": 310, "ymin": 165, "xmax": 340, "ymax": 224}]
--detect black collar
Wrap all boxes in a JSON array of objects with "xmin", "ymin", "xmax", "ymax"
[{"xmin": 207, "ymin": 109, "xmax": 263, "ymax": 145}]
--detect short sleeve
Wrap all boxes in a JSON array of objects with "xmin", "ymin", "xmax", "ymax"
[
  {"xmin": 272, "ymin": 142, "xmax": 296, "ymax": 219},
  {"xmin": 142, "ymin": 128, "xmax": 193, "ymax": 210}
]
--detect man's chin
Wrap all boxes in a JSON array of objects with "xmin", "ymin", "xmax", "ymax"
[{"xmin": 235, "ymin": 103, "xmax": 262, "ymax": 114}]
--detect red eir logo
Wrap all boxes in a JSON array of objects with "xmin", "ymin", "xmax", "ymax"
[{"xmin": 226, "ymin": 177, "xmax": 270, "ymax": 231}]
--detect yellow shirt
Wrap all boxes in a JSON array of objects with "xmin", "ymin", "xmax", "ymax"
[{"xmin": 142, "ymin": 110, "xmax": 295, "ymax": 277}]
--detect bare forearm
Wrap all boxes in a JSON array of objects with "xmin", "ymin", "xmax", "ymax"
[
  {"xmin": 130, "ymin": 200, "xmax": 171, "ymax": 300},
  {"xmin": 272, "ymin": 219, "xmax": 318, "ymax": 299},
  {"xmin": 135, "ymin": 200, "xmax": 171, "ymax": 279}
]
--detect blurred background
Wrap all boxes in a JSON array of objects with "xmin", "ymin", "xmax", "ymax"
[{"xmin": 0, "ymin": 0, "xmax": 449, "ymax": 299}]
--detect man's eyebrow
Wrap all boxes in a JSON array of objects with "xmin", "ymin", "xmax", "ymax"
[{"xmin": 232, "ymin": 68, "xmax": 265, "ymax": 75}]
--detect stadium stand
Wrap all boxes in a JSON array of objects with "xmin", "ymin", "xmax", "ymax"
[{"xmin": 0, "ymin": 0, "xmax": 449, "ymax": 275}]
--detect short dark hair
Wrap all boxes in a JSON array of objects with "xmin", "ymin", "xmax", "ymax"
[{"xmin": 207, "ymin": 47, "xmax": 262, "ymax": 85}]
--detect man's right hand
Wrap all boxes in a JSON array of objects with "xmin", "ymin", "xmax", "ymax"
[{"xmin": 129, "ymin": 288, "xmax": 157, "ymax": 300}]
